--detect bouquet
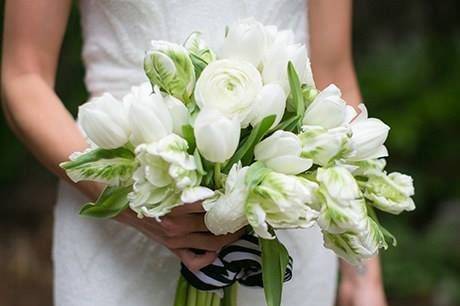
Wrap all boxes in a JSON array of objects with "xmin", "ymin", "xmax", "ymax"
[{"xmin": 60, "ymin": 18, "xmax": 415, "ymax": 306}]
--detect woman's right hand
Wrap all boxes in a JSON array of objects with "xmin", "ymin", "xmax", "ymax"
[{"xmin": 116, "ymin": 202, "xmax": 244, "ymax": 272}]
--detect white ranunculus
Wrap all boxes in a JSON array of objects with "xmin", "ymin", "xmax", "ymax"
[
  {"xmin": 246, "ymin": 171, "xmax": 320, "ymax": 239},
  {"xmin": 204, "ymin": 163, "xmax": 250, "ymax": 235},
  {"xmin": 194, "ymin": 108, "xmax": 240, "ymax": 163},
  {"xmin": 300, "ymin": 126, "xmax": 352, "ymax": 166},
  {"xmin": 163, "ymin": 95, "xmax": 189, "ymax": 136},
  {"xmin": 316, "ymin": 166, "xmax": 368, "ymax": 234},
  {"xmin": 78, "ymin": 93, "xmax": 130, "ymax": 149},
  {"xmin": 219, "ymin": 18, "xmax": 268, "ymax": 68},
  {"xmin": 323, "ymin": 218, "xmax": 387, "ymax": 265},
  {"xmin": 361, "ymin": 171, "xmax": 415, "ymax": 214},
  {"xmin": 242, "ymin": 83, "xmax": 287, "ymax": 128},
  {"xmin": 346, "ymin": 104, "xmax": 390, "ymax": 161},
  {"xmin": 124, "ymin": 83, "xmax": 173, "ymax": 146},
  {"xmin": 302, "ymin": 84, "xmax": 357, "ymax": 129},
  {"xmin": 262, "ymin": 30, "xmax": 314, "ymax": 92},
  {"xmin": 194, "ymin": 59, "xmax": 263, "ymax": 121},
  {"xmin": 144, "ymin": 41, "xmax": 195, "ymax": 102},
  {"xmin": 128, "ymin": 134, "xmax": 212, "ymax": 219},
  {"xmin": 254, "ymin": 131, "xmax": 312, "ymax": 175}
]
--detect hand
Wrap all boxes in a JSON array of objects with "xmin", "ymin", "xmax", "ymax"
[
  {"xmin": 116, "ymin": 202, "xmax": 244, "ymax": 272},
  {"xmin": 337, "ymin": 271, "xmax": 388, "ymax": 306}
]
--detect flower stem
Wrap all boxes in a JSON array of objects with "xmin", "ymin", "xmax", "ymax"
[
  {"xmin": 214, "ymin": 163, "xmax": 222, "ymax": 189},
  {"xmin": 186, "ymin": 285, "xmax": 197, "ymax": 306},
  {"xmin": 196, "ymin": 289, "xmax": 207, "ymax": 306},
  {"xmin": 210, "ymin": 293, "xmax": 221, "ymax": 306},
  {"xmin": 173, "ymin": 275, "xmax": 188, "ymax": 306},
  {"xmin": 222, "ymin": 284, "xmax": 238, "ymax": 306}
]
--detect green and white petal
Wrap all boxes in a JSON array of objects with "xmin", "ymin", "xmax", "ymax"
[
  {"xmin": 362, "ymin": 171, "xmax": 415, "ymax": 214},
  {"xmin": 60, "ymin": 147, "xmax": 137, "ymax": 186}
]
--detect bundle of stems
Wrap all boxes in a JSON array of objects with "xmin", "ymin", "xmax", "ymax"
[{"xmin": 174, "ymin": 275, "xmax": 238, "ymax": 306}]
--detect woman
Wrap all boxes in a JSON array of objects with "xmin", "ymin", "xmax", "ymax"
[{"xmin": 2, "ymin": 0, "xmax": 388, "ymax": 305}]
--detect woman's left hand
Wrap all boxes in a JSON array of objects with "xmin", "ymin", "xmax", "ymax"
[
  {"xmin": 337, "ymin": 258, "xmax": 388, "ymax": 306},
  {"xmin": 338, "ymin": 274, "xmax": 388, "ymax": 306}
]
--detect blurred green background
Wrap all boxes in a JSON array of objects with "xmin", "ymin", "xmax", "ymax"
[{"xmin": 1, "ymin": 1, "xmax": 459, "ymax": 306}]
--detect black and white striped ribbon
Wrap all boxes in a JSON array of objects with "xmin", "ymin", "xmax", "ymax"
[{"xmin": 181, "ymin": 234, "xmax": 293, "ymax": 291}]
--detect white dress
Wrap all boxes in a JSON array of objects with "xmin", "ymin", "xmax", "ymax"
[{"xmin": 53, "ymin": 0, "xmax": 338, "ymax": 305}]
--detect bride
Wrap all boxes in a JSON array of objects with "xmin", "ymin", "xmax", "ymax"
[{"xmin": 2, "ymin": 0, "xmax": 388, "ymax": 305}]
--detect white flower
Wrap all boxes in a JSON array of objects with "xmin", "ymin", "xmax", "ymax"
[
  {"xmin": 254, "ymin": 131, "xmax": 312, "ymax": 175},
  {"xmin": 262, "ymin": 29, "xmax": 314, "ymax": 92},
  {"xmin": 128, "ymin": 134, "xmax": 212, "ymax": 219},
  {"xmin": 194, "ymin": 59, "xmax": 263, "ymax": 121},
  {"xmin": 124, "ymin": 83, "xmax": 173, "ymax": 146},
  {"xmin": 361, "ymin": 171, "xmax": 415, "ymax": 214},
  {"xmin": 184, "ymin": 31, "xmax": 216, "ymax": 63},
  {"xmin": 316, "ymin": 166, "xmax": 368, "ymax": 234},
  {"xmin": 194, "ymin": 108, "xmax": 240, "ymax": 163},
  {"xmin": 78, "ymin": 93, "xmax": 130, "ymax": 149},
  {"xmin": 302, "ymin": 84, "xmax": 357, "ymax": 129},
  {"xmin": 300, "ymin": 126, "xmax": 352, "ymax": 166},
  {"xmin": 323, "ymin": 218, "xmax": 387, "ymax": 265},
  {"xmin": 247, "ymin": 171, "xmax": 320, "ymax": 239},
  {"xmin": 242, "ymin": 83, "xmax": 287, "ymax": 128},
  {"xmin": 144, "ymin": 41, "xmax": 195, "ymax": 102},
  {"xmin": 220, "ymin": 18, "xmax": 268, "ymax": 68},
  {"xmin": 346, "ymin": 104, "xmax": 390, "ymax": 161},
  {"xmin": 204, "ymin": 163, "xmax": 250, "ymax": 235},
  {"xmin": 163, "ymin": 95, "xmax": 189, "ymax": 136}
]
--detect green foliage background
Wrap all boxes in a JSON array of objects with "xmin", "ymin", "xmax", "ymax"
[{"xmin": 1, "ymin": 1, "xmax": 459, "ymax": 305}]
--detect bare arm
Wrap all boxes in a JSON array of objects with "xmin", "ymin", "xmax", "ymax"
[
  {"xmin": 1, "ymin": 0, "xmax": 101, "ymax": 198},
  {"xmin": 1, "ymin": 0, "xmax": 241, "ymax": 271},
  {"xmin": 309, "ymin": 1, "xmax": 387, "ymax": 305}
]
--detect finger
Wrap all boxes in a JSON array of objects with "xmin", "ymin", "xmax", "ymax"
[
  {"xmin": 175, "ymin": 249, "xmax": 217, "ymax": 272},
  {"xmin": 158, "ymin": 214, "xmax": 208, "ymax": 237},
  {"xmin": 170, "ymin": 201, "xmax": 205, "ymax": 215},
  {"xmin": 165, "ymin": 229, "xmax": 246, "ymax": 251}
]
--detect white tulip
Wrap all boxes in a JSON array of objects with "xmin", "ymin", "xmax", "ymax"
[
  {"xmin": 144, "ymin": 40, "xmax": 195, "ymax": 102},
  {"xmin": 246, "ymin": 171, "xmax": 320, "ymax": 239},
  {"xmin": 254, "ymin": 131, "xmax": 312, "ymax": 175},
  {"xmin": 163, "ymin": 95, "xmax": 189, "ymax": 136},
  {"xmin": 302, "ymin": 84, "xmax": 357, "ymax": 129},
  {"xmin": 194, "ymin": 108, "xmax": 240, "ymax": 163},
  {"xmin": 242, "ymin": 83, "xmax": 287, "ymax": 128},
  {"xmin": 204, "ymin": 164, "xmax": 250, "ymax": 235},
  {"xmin": 262, "ymin": 30, "xmax": 314, "ymax": 92},
  {"xmin": 78, "ymin": 93, "xmax": 130, "ymax": 149},
  {"xmin": 220, "ymin": 18, "xmax": 268, "ymax": 68},
  {"xmin": 184, "ymin": 31, "xmax": 216, "ymax": 63},
  {"xmin": 346, "ymin": 104, "xmax": 390, "ymax": 161},
  {"xmin": 361, "ymin": 171, "xmax": 415, "ymax": 214},
  {"xmin": 195, "ymin": 59, "xmax": 263, "ymax": 121},
  {"xmin": 128, "ymin": 134, "xmax": 212, "ymax": 219},
  {"xmin": 316, "ymin": 166, "xmax": 368, "ymax": 234},
  {"xmin": 323, "ymin": 218, "xmax": 387, "ymax": 265},
  {"xmin": 124, "ymin": 83, "xmax": 173, "ymax": 146},
  {"xmin": 300, "ymin": 126, "xmax": 352, "ymax": 166}
]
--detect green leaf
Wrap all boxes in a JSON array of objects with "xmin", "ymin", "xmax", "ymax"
[
  {"xmin": 260, "ymin": 235, "xmax": 290, "ymax": 306},
  {"xmin": 271, "ymin": 114, "xmax": 300, "ymax": 133},
  {"xmin": 287, "ymin": 61, "xmax": 305, "ymax": 132},
  {"xmin": 182, "ymin": 124, "xmax": 196, "ymax": 154},
  {"xmin": 60, "ymin": 147, "xmax": 136, "ymax": 186},
  {"xmin": 223, "ymin": 115, "xmax": 275, "ymax": 173},
  {"xmin": 190, "ymin": 53, "xmax": 209, "ymax": 79},
  {"xmin": 80, "ymin": 185, "xmax": 132, "ymax": 218}
]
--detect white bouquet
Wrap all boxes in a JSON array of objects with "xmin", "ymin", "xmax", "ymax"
[{"xmin": 60, "ymin": 18, "xmax": 415, "ymax": 306}]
